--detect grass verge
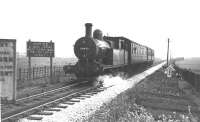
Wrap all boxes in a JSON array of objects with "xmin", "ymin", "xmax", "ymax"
[{"xmin": 84, "ymin": 69, "xmax": 199, "ymax": 122}]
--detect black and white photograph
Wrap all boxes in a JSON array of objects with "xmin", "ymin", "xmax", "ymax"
[{"xmin": 1, "ymin": 0, "xmax": 200, "ymax": 121}]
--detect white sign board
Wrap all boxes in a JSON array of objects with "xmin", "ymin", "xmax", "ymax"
[
  {"xmin": 165, "ymin": 65, "xmax": 175, "ymax": 78},
  {"xmin": 0, "ymin": 39, "xmax": 16, "ymax": 101}
]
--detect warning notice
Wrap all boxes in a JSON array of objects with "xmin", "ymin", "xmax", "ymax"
[
  {"xmin": 0, "ymin": 39, "xmax": 16, "ymax": 101},
  {"xmin": 27, "ymin": 41, "xmax": 54, "ymax": 57}
]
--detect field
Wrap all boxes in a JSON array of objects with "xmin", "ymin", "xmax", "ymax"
[
  {"xmin": 15, "ymin": 55, "xmax": 77, "ymax": 98},
  {"xmin": 17, "ymin": 55, "xmax": 77, "ymax": 68},
  {"xmin": 175, "ymin": 57, "xmax": 200, "ymax": 74}
]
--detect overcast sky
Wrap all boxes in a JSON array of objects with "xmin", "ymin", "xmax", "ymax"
[{"xmin": 0, "ymin": 0, "xmax": 200, "ymax": 59}]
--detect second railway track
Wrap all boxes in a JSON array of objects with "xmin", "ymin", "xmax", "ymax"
[
  {"xmin": 1, "ymin": 80, "xmax": 110, "ymax": 122},
  {"xmin": 16, "ymin": 81, "xmax": 88, "ymax": 102}
]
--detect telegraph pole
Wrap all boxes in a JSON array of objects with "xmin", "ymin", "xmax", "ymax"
[{"xmin": 167, "ymin": 38, "xmax": 170, "ymax": 66}]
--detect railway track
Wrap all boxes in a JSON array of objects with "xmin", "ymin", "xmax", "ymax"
[
  {"xmin": 16, "ymin": 81, "xmax": 88, "ymax": 102},
  {"xmin": 1, "ymin": 63, "xmax": 161, "ymax": 122},
  {"xmin": 1, "ymin": 81, "xmax": 110, "ymax": 122}
]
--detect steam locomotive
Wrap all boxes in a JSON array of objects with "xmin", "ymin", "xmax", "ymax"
[{"xmin": 64, "ymin": 23, "xmax": 154, "ymax": 80}]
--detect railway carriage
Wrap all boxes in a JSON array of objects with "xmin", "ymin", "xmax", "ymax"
[
  {"xmin": 103, "ymin": 36, "xmax": 154, "ymax": 66},
  {"xmin": 63, "ymin": 23, "xmax": 154, "ymax": 80}
]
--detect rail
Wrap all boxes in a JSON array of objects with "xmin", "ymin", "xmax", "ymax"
[
  {"xmin": 16, "ymin": 82, "xmax": 83, "ymax": 102},
  {"xmin": 1, "ymin": 86, "xmax": 95, "ymax": 122}
]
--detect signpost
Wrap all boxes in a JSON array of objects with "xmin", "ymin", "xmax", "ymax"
[
  {"xmin": 27, "ymin": 40, "xmax": 54, "ymax": 83},
  {"xmin": 0, "ymin": 39, "xmax": 16, "ymax": 102}
]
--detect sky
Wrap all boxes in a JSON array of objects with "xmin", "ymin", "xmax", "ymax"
[{"xmin": 0, "ymin": 0, "xmax": 200, "ymax": 59}]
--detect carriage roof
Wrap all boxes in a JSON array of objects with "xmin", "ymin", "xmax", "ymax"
[{"xmin": 103, "ymin": 36, "xmax": 153, "ymax": 51}]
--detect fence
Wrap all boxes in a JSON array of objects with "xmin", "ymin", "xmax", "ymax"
[
  {"xmin": 174, "ymin": 65, "xmax": 200, "ymax": 91},
  {"xmin": 17, "ymin": 66, "xmax": 65, "ymax": 81}
]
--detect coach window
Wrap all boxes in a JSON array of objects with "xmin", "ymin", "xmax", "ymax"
[
  {"xmin": 134, "ymin": 47, "xmax": 137, "ymax": 54},
  {"xmin": 138, "ymin": 48, "xmax": 140, "ymax": 55},
  {"xmin": 114, "ymin": 40, "xmax": 119, "ymax": 49},
  {"xmin": 131, "ymin": 44, "xmax": 133, "ymax": 53},
  {"xmin": 121, "ymin": 41, "xmax": 124, "ymax": 49},
  {"xmin": 132, "ymin": 44, "xmax": 134, "ymax": 53},
  {"xmin": 136, "ymin": 47, "xmax": 138, "ymax": 55},
  {"xmin": 124, "ymin": 42, "xmax": 126, "ymax": 50},
  {"xmin": 142, "ymin": 49, "xmax": 143, "ymax": 55},
  {"xmin": 142, "ymin": 48, "xmax": 144, "ymax": 55},
  {"xmin": 143, "ymin": 48, "xmax": 144, "ymax": 55}
]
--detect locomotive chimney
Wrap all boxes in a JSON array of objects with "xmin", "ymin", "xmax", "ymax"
[{"xmin": 85, "ymin": 23, "xmax": 92, "ymax": 38}]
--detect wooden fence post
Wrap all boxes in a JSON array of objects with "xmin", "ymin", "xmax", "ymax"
[
  {"xmin": 39, "ymin": 67, "xmax": 41, "ymax": 78},
  {"xmin": 40, "ymin": 67, "xmax": 43, "ymax": 78},
  {"xmin": 53, "ymin": 66, "xmax": 56, "ymax": 77},
  {"xmin": 26, "ymin": 69, "xmax": 29, "ymax": 80},
  {"xmin": 48, "ymin": 66, "xmax": 50, "ymax": 77},
  {"xmin": 32, "ymin": 67, "xmax": 35, "ymax": 80},
  {"xmin": 18, "ymin": 68, "xmax": 21, "ymax": 81},
  {"xmin": 44, "ymin": 66, "xmax": 47, "ymax": 77}
]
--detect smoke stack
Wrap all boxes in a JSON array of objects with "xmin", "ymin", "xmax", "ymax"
[{"xmin": 85, "ymin": 23, "xmax": 92, "ymax": 38}]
